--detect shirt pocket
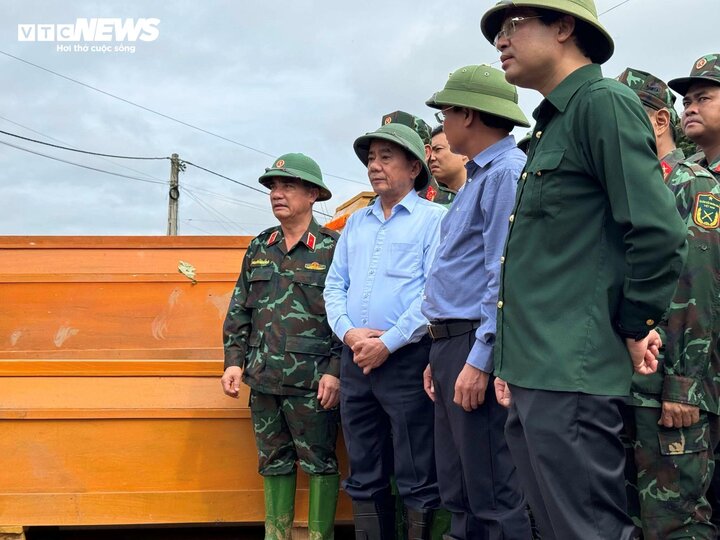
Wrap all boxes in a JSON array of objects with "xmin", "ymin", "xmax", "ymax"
[
  {"xmin": 386, "ymin": 242, "xmax": 421, "ymax": 278},
  {"xmin": 283, "ymin": 334, "xmax": 331, "ymax": 389},
  {"xmin": 246, "ymin": 267, "xmax": 273, "ymax": 308},
  {"xmin": 292, "ymin": 270, "xmax": 326, "ymax": 315},
  {"xmin": 521, "ymin": 149, "xmax": 565, "ymax": 218}
]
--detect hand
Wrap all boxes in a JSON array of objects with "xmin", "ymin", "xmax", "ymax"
[
  {"xmin": 352, "ymin": 337, "xmax": 390, "ymax": 375},
  {"xmin": 344, "ymin": 328, "xmax": 383, "ymax": 348},
  {"xmin": 453, "ymin": 363, "xmax": 489, "ymax": 412},
  {"xmin": 647, "ymin": 329, "xmax": 662, "ymax": 359},
  {"xmin": 423, "ymin": 364, "xmax": 435, "ymax": 402},
  {"xmin": 494, "ymin": 377, "xmax": 512, "ymax": 408},
  {"xmin": 317, "ymin": 374, "xmax": 340, "ymax": 409},
  {"xmin": 625, "ymin": 335, "xmax": 659, "ymax": 375},
  {"xmin": 221, "ymin": 366, "xmax": 243, "ymax": 398},
  {"xmin": 658, "ymin": 401, "xmax": 700, "ymax": 428}
]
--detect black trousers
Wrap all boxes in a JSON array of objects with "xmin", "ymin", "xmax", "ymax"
[
  {"xmin": 506, "ymin": 385, "xmax": 635, "ymax": 540},
  {"xmin": 430, "ymin": 333, "xmax": 531, "ymax": 540},
  {"xmin": 340, "ymin": 338, "xmax": 441, "ymax": 509}
]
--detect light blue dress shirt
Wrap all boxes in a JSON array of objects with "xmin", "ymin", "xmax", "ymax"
[
  {"xmin": 421, "ymin": 135, "xmax": 525, "ymax": 372},
  {"xmin": 324, "ymin": 189, "xmax": 446, "ymax": 353}
]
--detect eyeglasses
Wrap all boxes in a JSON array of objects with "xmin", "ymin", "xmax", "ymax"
[
  {"xmin": 434, "ymin": 106, "xmax": 454, "ymax": 123},
  {"xmin": 494, "ymin": 15, "xmax": 542, "ymax": 46}
]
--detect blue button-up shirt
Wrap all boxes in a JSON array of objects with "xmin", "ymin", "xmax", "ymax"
[
  {"xmin": 422, "ymin": 135, "xmax": 525, "ymax": 372},
  {"xmin": 324, "ymin": 189, "xmax": 446, "ymax": 353}
]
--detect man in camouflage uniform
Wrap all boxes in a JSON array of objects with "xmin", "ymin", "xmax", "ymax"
[
  {"xmin": 222, "ymin": 153, "xmax": 341, "ymax": 540},
  {"xmin": 670, "ymin": 54, "xmax": 720, "ymax": 181},
  {"xmin": 381, "ymin": 110, "xmax": 457, "ymax": 207},
  {"xmin": 669, "ymin": 53, "xmax": 720, "ymax": 533},
  {"xmin": 617, "ymin": 67, "xmax": 720, "ymax": 540}
]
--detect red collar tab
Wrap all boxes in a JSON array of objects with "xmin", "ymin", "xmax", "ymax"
[
  {"xmin": 267, "ymin": 230, "xmax": 280, "ymax": 246},
  {"xmin": 306, "ymin": 232, "xmax": 316, "ymax": 251}
]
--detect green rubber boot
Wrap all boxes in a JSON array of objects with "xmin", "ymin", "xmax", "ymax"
[
  {"xmin": 308, "ymin": 474, "xmax": 340, "ymax": 540},
  {"xmin": 264, "ymin": 474, "xmax": 296, "ymax": 540}
]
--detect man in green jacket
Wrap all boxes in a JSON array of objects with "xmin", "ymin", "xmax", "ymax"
[
  {"xmin": 481, "ymin": 1, "xmax": 688, "ymax": 538},
  {"xmin": 618, "ymin": 67, "xmax": 720, "ymax": 540},
  {"xmin": 222, "ymin": 153, "xmax": 341, "ymax": 540}
]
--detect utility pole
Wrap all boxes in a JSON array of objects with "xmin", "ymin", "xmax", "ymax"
[{"xmin": 167, "ymin": 153, "xmax": 180, "ymax": 235}]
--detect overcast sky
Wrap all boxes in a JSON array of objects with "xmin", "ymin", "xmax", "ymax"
[{"xmin": 1, "ymin": 0, "xmax": 717, "ymax": 236}]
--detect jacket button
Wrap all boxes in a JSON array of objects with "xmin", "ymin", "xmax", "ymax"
[
  {"xmin": 646, "ymin": 319, "xmax": 655, "ymax": 326},
  {"xmin": 509, "ymin": 214, "xmax": 515, "ymax": 223},
  {"xmin": 500, "ymin": 256, "xmax": 505, "ymax": 263},
  {"xmin": 535, "ymin": 131, "xmax": 542, "ymax": 139},
  {"xmin": 497, "ymin": 301, "xmax": 504, "ymax": 309},
  {"xmin": 521, "ymin": 172, "xmax": 527, "ymax": 180}
]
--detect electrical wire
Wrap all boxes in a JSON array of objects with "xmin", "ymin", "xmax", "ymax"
[
  {"xmin": 0, "ymin": 49, "xmax": 365, "ymax": 186},
  {"xmin": 0, "ymin": 127, "xmax": 167, "ymax": 160},
  {"xmin": 0, "ymin": 139, "xmax": 167, "ymax": 185}
]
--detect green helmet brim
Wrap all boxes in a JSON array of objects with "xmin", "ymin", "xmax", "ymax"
[
  {"xmin": 668, "ymin": 75, "xmax": 720, "ymax": 97},
  {"xmin": 259, "ymin": 167, "xmax": 332, "ymax": 202},
  {"xmin": 353, "ymin": 131, "xmax": 431, "ymax": 192},
  {"xmin": 426, "ymin": 89, "xmax": 530, "ymax": 128},
  {"xmin": 480, "ymin": 0, "xmax": 614, "ymax": 65}
]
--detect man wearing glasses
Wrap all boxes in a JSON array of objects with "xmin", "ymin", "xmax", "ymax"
[
  {"xmin": 481, "ymin": 0, "xmax": 688, "ymax": 538},
  {"xmin": 422, "ymin": 65, "xmax": 532, "ymax": 540},
  {"xmin": 222, "ymin": 153, "xmax": 341, "ymax": 540}
]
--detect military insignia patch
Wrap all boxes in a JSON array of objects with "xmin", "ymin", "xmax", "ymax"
[
  {"xmin": 306, "ymin": 232, "xmax": 316, "ymax": 251},
  {"xmin": 251, "ymin": 259, "xmax": 271, "ymax": 267},
  {"xmin": 267, "ymin": 231, "xmax": 280, "ymax": 245},
  {"xmin": 696, "ymin": 57, "xmax": 708, "ymax": 70},
  {"xmin": 384, "ymin": 116, "xmax": 392, "ymax": 125},
  {"xmin": 275, "ymin": 159, "xmax": 285, "ymax": 168},
  {"xmin": 304, "ymin": 262, "xmax": 326, "ymax": 271},
  {"xmin": 660, "ymin": 161, "xmax": 672, "ymax": 179},
  {"xmin": 425, "ymin": 185, "xmax": 437, "ymax": 202},
  {"xmin": 693, "ymin": 192, "xmax": 720, "ymax": 229}
]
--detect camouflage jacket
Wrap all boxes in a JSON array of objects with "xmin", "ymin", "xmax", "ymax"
[
  {"xmin": 417, "ymin": 177, "xmax": 457, "ymax": 207},
  {"xmin": 632, "ymin": 157, "xmax": 720, "ymax": 414},
  {"xmin": 689, "ymin": 150, "xmax": 720, "ymax": 182},
  {"xmin": 223, "ymin": 219, "xmax": 341, "ymax": 396}
]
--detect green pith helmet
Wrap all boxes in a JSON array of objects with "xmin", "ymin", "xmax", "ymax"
[
  {"xmin": 668, "ymin": 53, "xmax": 720, "ymax": 96},
  {"xmin": 353, "ymin": 123, "xmax": 431, "ymax": 191},
  {"xmin": 381, "ymin": 110, "xmax": 433, "ymax": 146},
  {"xmin": 258, "ymin": 152, "xmax": 331, "ymax": 201},
  {"xmin": 517, "ymin": 130, "xmax": 533, "ymax": 153},
  {"xmin": 426, "ymin": 64, "xmax": 530, "ymax": 128},
  {"xmin": 480, "ymin": 0, "xmax": 614, "ymax": 65},
  {"xmin": 616, "ymin": 67, "xmax": 679, "ymax": 127}
]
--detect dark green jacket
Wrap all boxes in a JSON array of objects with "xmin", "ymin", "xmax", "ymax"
[
  {"xmin": 494, "ymin": 64, "xmax": 687, "ymax": 396},
  {"xmin": 632, "ymin": 156, "xmax": 720, "ymax": 413},
  {"xmin": 223, "ymin": 219, "xmax": 341, "ymax": 396}
]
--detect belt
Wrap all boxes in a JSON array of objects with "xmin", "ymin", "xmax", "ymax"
[{"xmin": 427, "ymin": 320, "xmax": 481, "ymax": 341}]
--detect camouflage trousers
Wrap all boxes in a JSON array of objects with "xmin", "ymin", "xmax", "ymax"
[
  {"xmin": 249, "ymin": 390, "xmax": 339, "ymax": 476},
  {"xmin": 624, "ymin": 406, "xmax": 720, "ymax": 539}
]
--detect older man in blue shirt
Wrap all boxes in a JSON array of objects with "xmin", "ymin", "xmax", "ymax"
[
  {"xmin": 324, "ymin": 123, "xmax": 446, "ymax": 539},
  {"xmin": 422, "ymin": 65, "xmax": 532, "ymax": 540}
]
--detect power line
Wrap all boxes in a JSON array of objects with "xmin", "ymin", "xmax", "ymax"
[
  {"xmin": 183, "ymin": 160, "xmax": 269, "ymax": 195},
  {"xmin": 0, "ymin": 127, "xmax": 167, "ymax": 160},
  {"xmin": 0, "ymin": 114, "xmax": 168, "ymax": 183},
  {"xmin": 183, "ymin": 188, "xmax": 239, "ymax": 234},
  {"xmin": 0, "ymin": 49, "xmax": 366, "ymax": 186},
  {"xmin": 0, "ymin": 139, "xmax": 167, "ymax": 185}
]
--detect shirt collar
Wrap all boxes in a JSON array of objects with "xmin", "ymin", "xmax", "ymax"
[
  {"xmin": 366, "ymin": 188, "xmax": 420, "ymax": 218},
  {"xmin": 465, "ymin": 135, "xmax": 518, "ymax": 179},
  {"xmin": 266, "ymin": 219, "xmax": 321, "ymax": 251},
  {"xmin": 533, "ymin": 64, "xmax": 602, "ymax": 119}
]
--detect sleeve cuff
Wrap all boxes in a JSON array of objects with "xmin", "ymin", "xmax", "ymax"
[
  {"xmin": 379, "ymin": 326, "xmax": 406, "ymax": 354},
  {"xmin": 616, "ymin": 301, "xmax": 661, "ymax": 337},
  {"xmin": 335, "ymin": 316, "xmax": 355, "ymax": 345},
  {"xmin": 223, "ymin": 346, "xmax": 246, "ymax": 371},
  {"xmin": 466, "ymin": 340, "xmax": 494, "ymax": 373},
  {"xmin": 662, "ymin": 375, "xmax": 702, "ymax": 406}
]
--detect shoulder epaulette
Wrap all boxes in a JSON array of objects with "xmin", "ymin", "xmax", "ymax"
[{"xmin": 319, "ymin": 226, "xmax": 340, "ymax": 240}]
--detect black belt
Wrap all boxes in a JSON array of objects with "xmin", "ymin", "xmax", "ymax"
[{"xmin": 427, "ymin": 320, "xmax": 481, "ymax": 340}]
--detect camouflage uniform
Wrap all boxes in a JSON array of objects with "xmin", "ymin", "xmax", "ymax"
[
  {"xmin": 224, "ymin": 219, "xmax": 341, "ymax": 476},
  {"xmin": 381, "ymin": 110, "xmax": 457, "ymax": 207},
  {"xmin": 618, "ymin": 68, "xmax": 720, "ymax": 540}
]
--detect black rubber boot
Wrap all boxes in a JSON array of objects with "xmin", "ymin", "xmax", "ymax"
[
  {"xmin": 405, "ymin": 507, "xmax": 434, "ymax": 540},
  {"xmin": 352, "ymin": 493, "xmax": 396, "ymax": 540}
]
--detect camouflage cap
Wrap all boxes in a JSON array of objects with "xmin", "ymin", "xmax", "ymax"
[
  {"xmin": 668, "ymin": 54, "xmax": 720, "ymax": 96},
  {"xmin": 353, "ymin": 123, "xmax": 431, "ymax": 191},
  {"xmin": 480, "ymin": 0, "xmax": 614, "ymax": 65},
  {"xmin": 426, "ymin": 64, "xmax": 530, "ymax": 128},
  {"xmin": 381, "ymin": 111, "xmax": 432, "ymax": 146},
  {"xmin": 616, "ymin": 67, "xmax": 679, "ymax": 126},
  {"xmin": 258, "ymin": 153, "xmax": 332, "ymax": 201},
  {"xmin": 517, "ymin": 130, "xmax": 533, "ymax": 154}
]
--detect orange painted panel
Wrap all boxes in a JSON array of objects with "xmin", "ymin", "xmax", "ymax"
[{"xmin": 0, "ymin": 236, "xmax": 352, "ymax": 526}]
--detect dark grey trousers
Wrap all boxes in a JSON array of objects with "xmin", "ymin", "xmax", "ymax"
[{"xmin": 506, "ymin": 385, "xmax": 635, "ymax": 540}]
